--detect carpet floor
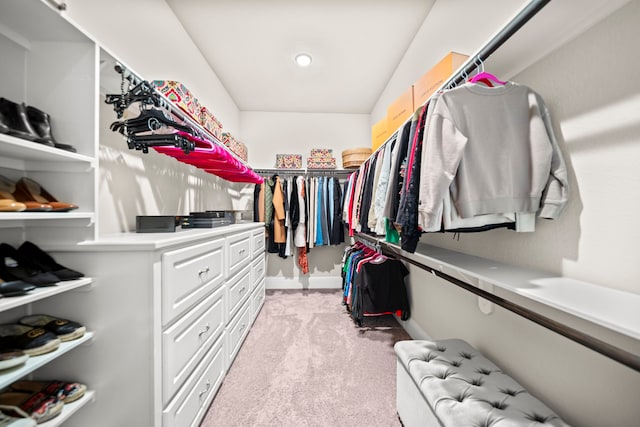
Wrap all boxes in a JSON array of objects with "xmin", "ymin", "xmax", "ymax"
[{"xmin": 200, "ymin": 289, "xmax": 412, "ymax": 427}]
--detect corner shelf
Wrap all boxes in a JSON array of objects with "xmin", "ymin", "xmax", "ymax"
[{"xmin": 0, "ymin": 332, "xmax": 94, "ymax": 390}]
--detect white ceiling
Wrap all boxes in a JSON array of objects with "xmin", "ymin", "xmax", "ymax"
[{"xmin": 166, "ymin": 0, "xmax": 435, "ymax": 114}]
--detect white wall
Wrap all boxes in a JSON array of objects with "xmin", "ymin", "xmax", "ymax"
[
  {"xmin": 388, "ymin": 2, "xmax": 640, "ymax": 426},
  {"xmin": 240, "ymin": 111, "xmax": 370, "ymax": 169}
]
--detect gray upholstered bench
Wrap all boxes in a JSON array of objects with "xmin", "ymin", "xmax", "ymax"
[{"xmin": 395, "ymin": 339, "xmax": 569, "ymax": 427}]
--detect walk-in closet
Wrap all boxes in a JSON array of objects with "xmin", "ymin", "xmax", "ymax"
[{"xmin": 0, "ymin": 0, "xmax": 638, "ymax": 426}]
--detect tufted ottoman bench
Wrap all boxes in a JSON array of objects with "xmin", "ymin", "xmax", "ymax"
[{"xmin": 394, "ymin": 339, "xmax": 569, "ymax": 427}]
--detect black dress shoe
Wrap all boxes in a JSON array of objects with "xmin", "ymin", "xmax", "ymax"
[
  {"xmin": 18, "ymin": 241, "xmax": 84, "ymax": 281},
  {"xmin": 0, "ymin": 98, "xmax": 48, "ymax": 144},
  {"xmin": 0, "ymin": 243, "xmax": 59, "ymax": 287},
  {"xmin": 26, "ymin": 105, "xmax": 77, "ymax": 153}
]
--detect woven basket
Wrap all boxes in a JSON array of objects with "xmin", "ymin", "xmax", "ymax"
[{"xmin": 342, "ymin": 148, "xmax": 372, "ymax": 168}]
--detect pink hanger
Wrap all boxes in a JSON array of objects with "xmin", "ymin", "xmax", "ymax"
[{"xmin": 469, "ymin": 71, "xmax": 506, "ymax": 86}]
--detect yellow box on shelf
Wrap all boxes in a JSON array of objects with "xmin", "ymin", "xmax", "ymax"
[
  {"xmin": 413, "ymin": 51, "xmax": 468, "ymax": 108},
  {"xmin": 371, "ymin": 117, "xmax": 389, "ymax": 152},
  {"xmin": 386, "ymin": 86, "xmax": 414, "ymax": 136}
]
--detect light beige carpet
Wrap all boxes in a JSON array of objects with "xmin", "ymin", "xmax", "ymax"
[{"xmin": 200, "ymin": 289, "xmax": 411, "ymax": 427}]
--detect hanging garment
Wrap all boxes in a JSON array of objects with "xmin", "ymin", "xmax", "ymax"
[
  {"xmin": 358, "ymin": 154, "xmax": 378, "ymax": 234},
  {"xmin": 367, "ymin": 148, "xmax": 386, "ymax": 232},
  {"xmin": 283, "ymin": 178, "xmax": 292, "ymax": 258},
  {"xmin": 293, "ymin": 176, "xmax": 306, "ymax": 248},
  {"xmin": 330, "ymin": 177, "xmax": 344, "ymax": 245},
  {"xmin": 272, "ymin": 176, "xmax": 286, "ymax": 244},
  {"xmin": 254, "ymin": 183, "xmax": 263, "ymax": 223},
  {"xmin": 321, "ymin": 177, "xmax": 330, "ymax": 245},
  {"xmin": 315, "ymin": 177, "xmax": 324, "ymax": 246},
  {"xmin": 418, "ymin": 82, "xmax": 569, "ymax": 231},
  {"xmin": 398, "ymin": 105, "xmax": 427, "ymax": 253},
  {"xmin": 383, "ymin": 120, "xmax": 411, "ymax": 226},
  {"xmin": 308, "ymin": 177, "xmax": 316, "ymax": 249},
  {"xmin": 374, "ymin": 137, "xmax": 396, "ymax": 235}
]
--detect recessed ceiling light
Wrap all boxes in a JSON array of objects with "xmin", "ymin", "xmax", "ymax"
[{"xmin": 295, "ymin": 53, "xmax": 312, "ymax": 67}]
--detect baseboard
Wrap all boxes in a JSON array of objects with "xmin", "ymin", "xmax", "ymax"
[
  {"xmin": 265, "ymin": 276, "xmax": 342, "ymax": 290},
  {"xmin": 395, "ymin": 316, "xmax": 432, "ymax": 340}
]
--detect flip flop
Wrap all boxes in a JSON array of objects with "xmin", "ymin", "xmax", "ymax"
[
  {"xmin": 18, "ymin": 315, "xmax": 85, "ymax": 342},
  {"xmin": 10, "ymin": 380, "xmax": 87, "ymax": 404},
  {"xmin": 0, "ymin": 325, "xmax": 60, "ymax": 356},
  {"xmin": 0, "ymin": 392, "xmax": 63, "ymax": 424}
]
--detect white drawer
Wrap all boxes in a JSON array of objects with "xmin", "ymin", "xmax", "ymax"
[
  {"xmin": 162, "ymin": 238, "xmax": 225, "ymax": 325},
  {"xmin": 226, "ymin": 301, "xmax": 252, "ymax": 368},
  {"xmin": 162, "ymin": 286, "xmax": 225, "ymax": 405},
  {"xmin": 162, "ymin": 334, "xmax": 225, "ymax": 427},
  {"xmin": 226, "ymin": 231, "xmax": 252, "ymax": 278},
  {"xmin": 251, "ymin": 255, "xmax": 265, "ymax": 290},
  {"xmin": 251, "ymin": 227, "xmax": 265, "ymax": 258},
  {"xmin": 252, "ymin": 278, "xmax": 266, "ymax": 320},
  {"xmin": 226, "ymin": 264, "xmax": 251, "ymax": 322}
]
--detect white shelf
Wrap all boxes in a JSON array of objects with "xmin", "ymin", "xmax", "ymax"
[
  {"xmin": 0, "ymin": 134, "xmax": 94, "ymax": 168},
  {"xmin": 0, "ymin": 212, "xmax": 95, "ymax": 221},
  {"xmin": 40, "ymin": 390, "xmax": 95, "ymax": 427},
  {"xmin": 412, "ymin": 243, "xmax": 640, "ymax": 340},
  {"xmin": 0, "ymin": 332, "xmax": 94, "ymax": 390},
  {"xmin": 0, "ymin": 278, "xmax": 93, "ymax": 312}
]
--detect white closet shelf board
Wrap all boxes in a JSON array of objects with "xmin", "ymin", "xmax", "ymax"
[
  {"xmin": 412, "ymin": 243, "xmax": 640, "ymax": 341},
  {"xmin": 39, "ymin": 390, "xmax": 95, "ymax": 427},
  {"xmin": 0, "ymin": 134, "xmax": 95, "ymax": 170},
  {"xmin": 0, "ymin": 332, "xmax": 94, "ymax": 390},
  {"xmin": 0, "ymin": 278, "xmax": 92, "ymax": 312},
  {"xmin": 78, "ymin": 223, "xmax": 263, "ymax": 251},
  {"xmin": 0, "ymin": 213, "xmax": 95, "ymax": 221}
]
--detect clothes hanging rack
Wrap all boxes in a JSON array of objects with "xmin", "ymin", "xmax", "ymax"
[
  {"xmin": 366, "ymin": 0, "xmax": 551, "ymax": 162},
  {"xmin": 254, "ymin": 168, "xmax": 354, "ymax": 178},
  {"xmin": 355, "ymin": 233, "xmax": 640, "ymax": 373},
  {"xmin": 112, "ymin": 62, "xmax": 250, "ymax": 168}
]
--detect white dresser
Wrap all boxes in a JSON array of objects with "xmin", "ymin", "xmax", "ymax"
[{"xmin": 42, "ymin": 223, "xmax": 266, "ymax": 427}]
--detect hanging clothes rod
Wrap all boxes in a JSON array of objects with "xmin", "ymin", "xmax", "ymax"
[
  {"xmin": 354, "ymin": 233, "xmax": 640, "ymax": 373},
  {"xmin": 112, "ymin": 63, "xmax": 250, "ymax": 168},
  {"xmin": 254, "ymin": 168, "xmax": 354, "ymax": 177}
]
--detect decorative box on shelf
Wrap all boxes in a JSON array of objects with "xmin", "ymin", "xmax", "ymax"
[
  {"xmin": 309, "ymin": 148, "xmax": 333, "ymax": 159},
  {"xmin": 199, "ymin": 107, "xmax": 223, "ymax": 140},
  {"xmin": 307, "ymin": 158, "xmax": 336, "ymax": 169},
  {"xmin": 151, "ymin": 80, "xmax": 201, "ymax": 123},
  {"xmin": 276, "ymin": 154, "xmax": 303, "ymax": 169},
  {"xmin": 221, "ymin": 132, "xmax": 248, "ymax": 162}
]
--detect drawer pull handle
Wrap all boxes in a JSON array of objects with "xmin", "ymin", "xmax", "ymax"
[
  {"xmin": 239, "ymin": 249, "xmax": 246, "ymax": 255},
  {"xmin": 199, "ymin": 381, "xmax": 211, "ymax": 399},
  {"xmin": 198, "ymin": 266, "xmax": 210, "ymax": 277},
  {"xmin": 239, "ymin": 323, "xmax": 246, "ymax": 333},
  {"xmin": 239, "ymin": 287, "xmax": 246, "ymax": 295},
  {"xmin": 198, "ymin": 324, "xmax": 210, "ymax": 337}
]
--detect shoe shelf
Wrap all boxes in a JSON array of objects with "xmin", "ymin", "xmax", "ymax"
[
  {"xmin": 0, "ymin": 278, "xmax": 93, "ymax": 313},
  {"xmin": 0, "ymin": 332, "xmax": 94, "ymax": 391},
  {"xmin": 0, "ymin": 134, "xmax": 95, "ymax": 172},
  {"xmin": 39, "ymin": 390, "xmax": 96, "ymax": 427}
]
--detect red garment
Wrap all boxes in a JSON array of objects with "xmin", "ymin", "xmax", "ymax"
[{"xmin": 298, "ymin": 247, "xmax": 309, "ymax": 274}]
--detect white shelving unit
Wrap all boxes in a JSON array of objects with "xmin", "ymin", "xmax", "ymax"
[{"xmin": 0, "ymin": 0, "xmax": 99, "ymax": 425}]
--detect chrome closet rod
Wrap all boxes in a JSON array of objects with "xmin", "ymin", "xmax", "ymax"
[
  {"xmin": 354, "ymin": 233, "xmax": 640, "ymax": 373},
  {"xmin": 112, "ymin": 63, "xmax": 250, "ymax": 168},
  {"xmin": 254, "ymin": 168, "xmax": 353, "ymax": 177}
]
